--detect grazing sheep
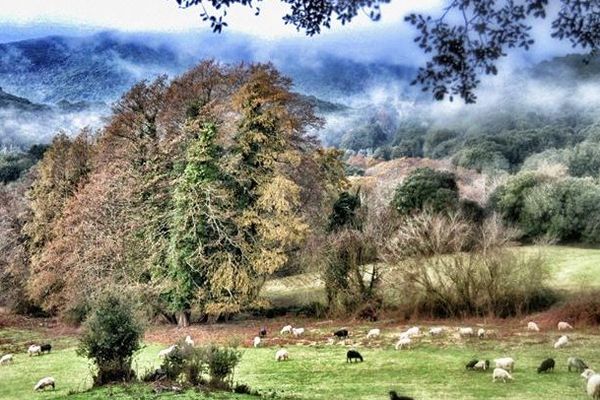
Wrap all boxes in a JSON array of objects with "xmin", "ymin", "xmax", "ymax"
[
  {"xmin": 405, "ymin": 327, "xmax": 420, "ymax": 337},
  {"xmin": 493, "ymin": 368, "xmax": 513, "ymax": 383},
  {"xmin": 477, "ymin": 328, "xmax": 485, "ymax": 339},
  {"xmin": 346, "ymin": 349, "xmax": 363, "ymax": 363},
  {"xmin": 0, "ymin": 354, "xmax": 13, "ymax": 365},
  {"xmin": 568, "ymin": 357, "xmax": 589, "ymax": 373},
  {"xmin": 333, "ymin": 329, "xmax": 349, "ymax": 339},
  {"xmin": 367, "ymin": 329, "xmax": 381, "ymax": 339},
  {"xmin": 259, "ymin": 326, "xmax": 267, "ymax": 338},
  {"xmin": 558, "ymin": 321, "xmax": 574, "ymax": 330},
  {"xmin": 538, "ymin": 358, "xmax": 555, "ymax": 373},
  {"xmin": 292, "ymin": 327, "xmax": 305, "ymax": 337},
  {"xmin": 158, "ymin": 345, "xmax": 177, "ymax": 358},
  {"xmin": 395, "ymin": 337, "xmax": 412, "ymax": 350},
  {"xmin": 554, "ymin": 335, "xmax": 569, "ymax": 349},
  {"xmin": 528, "ymin": 321, "xmax": 540, "ymax": 332},
  {"xmin": 494, "ymin": 357, "xmax": 515, "ymax": 372},
  {"xmin": 280, "ymin": 325, "xmax": 293, "ymax": 335},
  {"xmin": 465, "ymin": 359, "xmax": 478, "ymax": 370},
  {"xmin": 474, "ymin": 360, "xmax": 490, "ymax": 371},
  {"xmin": 34, "ymin": 377, "xmax": 55, "ymax": 391},
  {"xmin": 275, "ymin": 348, "xmax": 289, "ymax": 361},
  {"xmin": 587, "ymin": 375, "xmax": 600, "ymax": 399},
  {"xmin": 253, "ymin": 336, "xmax": 261, "ymax": 348},
  {"xmin": 582, "ymin": 369, "xmax": 597, "ymax": 380},
  {"xmin": 429, "ymin": 327, "xmax": 444, "ymax": 336},
  {"xmin": 40, "ymin": 344, "xmax": 52, "ymax": 354},
  {"xmin": 389, "ymin": 390, "xmax": 414, "ymax": 400},
  {"xmin": 458, "ymin": 327, "xmax": 474, "ymax": 337},
  {"xmin": 28, "ymin": 345, "xmax": 41, "ymax": 357}
]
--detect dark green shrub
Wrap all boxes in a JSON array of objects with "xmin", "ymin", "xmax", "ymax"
[
  {"xmin": 203, "ymin": 344, "xmax": 242, "ymax": 387},
  {"xmin": 77, "ymin": 291, "xmax": 144, "ymax": 386},
  {"xmin": 392, "ymin": 167, "xmax": 459, "ymax": 215}
]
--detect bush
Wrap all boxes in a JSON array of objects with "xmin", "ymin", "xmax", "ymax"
[
  {"xmin": 392, "ymin": 167, "xmax": 459, "ymax": 215},
  {"xmin": 77, "ymin": 291, "xmax": 144, "ymax": 386}
]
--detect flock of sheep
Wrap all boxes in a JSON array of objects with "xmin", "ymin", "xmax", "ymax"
[{"xmin": 0, "ymin": 343, "xmax": 56, "ymax": 391}]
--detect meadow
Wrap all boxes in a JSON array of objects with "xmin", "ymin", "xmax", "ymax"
[{"xmin": 1, "ymin": 245, "xmax": 600, "ymax": 400}]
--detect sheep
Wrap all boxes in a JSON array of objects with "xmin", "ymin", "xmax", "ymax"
[
  {"xmin": 395, "ymin": 337, "xmax": 412, "ymax": 350},
  {"xmin": 184, "ymin": 336, "xmax": 194, "ymax": 347},
  {"xmin": 465, "ymin": 359, "xmax": 478, "ymax": 370},
  {"xmin": 34, "ymin": 377, "xmax": 55, "ymax": 391},
  {"xmin": 292, "ymin": 327, "xmax": 305, "ymax": 337},
  {"xmin": 587, "ymin": 374, "xmax": 600, "ymax": 399},
  {"xmin": 389, "ymin": 390, "xmax": 414, "ymax": 400},
  {"xmin": 494, "ymin": 357, "xmax": 515, "ymax": 372},
  {"xmin": 537, "ymin": 358, "xmax": 555, "ymax": 373},
  {"xmin": 458, "ymin": 327, "xmax": 474, "ymax": 337},
  {"xmin": 404, "ymin": 326, "xmax": 420, "ymax": 337},
  {"xmin": 158, "ymin": 345, "xmax": 177, "ymax": 358},
  {"xmin": 568, "ymin": 357, "xmax": 589, "ymax": 373},
  {"xmin": 0, "ymin": 354, "xmax": 13, "ymax": 365},
  {"xmin": 528, "ymin": 321, "xmax": 540, "ymax": 332},
  {"xmin": 554, "ymin": 335, "xmax": 569, "ymax": 349},
  {"xmin": 473, "ymin": 360, "xmax": 490, "ymax": 371},
  {"xmin": 28, "ymin": 345, "xmax": 41, "ymax": 357},
  {"xmin": 333, "ymin": 329, "xmax": 349, "ymax": 339},
  {"xmin": 275, "ymin": 348, "xmax": 289, "ymax": 361},
  {"xmin": 582, "ymin": 370, "xmax": 600, "ymax": 399},
  {"xmin": 429, "ymin": 327, "xmax": 444, "ymax": 336},
  {"xmin": 259, "ymin": 326, "xmax": 267, "ymax": 338},
  {"xmin": 492, "ymin": 368, "xmax": 513, "ymax": 383},
  {"xmin": 346, "ymin": 349, "xmax": 363, "ymax": 363},
  {"xmin": 40, "ymin": 344, "xmax": 52, "ymax": 354},
  {"xmin": 367, "ymin": 329, "xmax": 381, "ymax": 339},
  {"xmin": 280, "ymin": 325, "xmax": 293, "ymax": 335},
  {"xmin": 558, "ymin": 321, "xmax": 574, "ymax": 330},
  {"xmin": 477, "ymin": 328, "xmax": 485, "ymax": 339},
  {"xmin": 253, "ymin": 336, "xmax": 261, "ymax": 348}
]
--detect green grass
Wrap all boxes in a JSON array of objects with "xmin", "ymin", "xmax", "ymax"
[{"xmin": 1, "ymin": 328, "xmax": 600, "ymax": 399}]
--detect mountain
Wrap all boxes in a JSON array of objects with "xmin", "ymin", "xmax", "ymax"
[{"xmin": 0, "ymin": 87, "xmax": 50, "ymax": 112}]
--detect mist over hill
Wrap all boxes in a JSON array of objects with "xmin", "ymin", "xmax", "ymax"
[{"xmin": 0, "ymin": 30, "xmax": 599, "ymax": 150}]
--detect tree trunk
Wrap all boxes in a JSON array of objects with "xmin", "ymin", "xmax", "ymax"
[{"xmin": 177, "ymin": 311, "xmax": 190, "ymax": 327}]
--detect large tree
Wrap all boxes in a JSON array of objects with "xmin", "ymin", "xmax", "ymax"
[{"xmin": 175, "ymin": 0, "xmax": 599, "ymax": 103}]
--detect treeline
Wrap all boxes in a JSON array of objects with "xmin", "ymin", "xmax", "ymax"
[{"xmin": 0, "ymin": 62, "xmax": 346, "ymax": 324}]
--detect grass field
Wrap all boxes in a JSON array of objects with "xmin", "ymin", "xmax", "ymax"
[{"xmin": 2, "ymin": 244, "xmax": 600, "ymax": 399}]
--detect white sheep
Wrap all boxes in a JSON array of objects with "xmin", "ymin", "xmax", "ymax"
[
  {"xmin": 275, "ymin": 348, "xmax": 289, "ymax": 361},
  {"xmin": 367, "ymin": 329, "xmax": 380, "ymax": 339},
  {"xmin": 0, "ymin": 354, "xmax": 13, "ymax": 365},
  {"xmin": 458, "ymin": 327, "xmax": 474, "ymax": 337},
  {"xmin": 554, "ymin": 335, "xmax": 569, "ymax": 349},
  {"xmin": 492, "ymin": 368, "xmax": 513, "ymax": 383},
  {"xmin": 473, "ymin": 360, "xmax": 489, "ymax": 371},
  {"xmin": 158, "ymin": 344, "xmax": 177, "ymax": 358},
  {"xmin": 494, "ymin": 357, "xmax": 515, "ymax": 372},
  {"xmin": 184, "ymin": 335, "xmax": 194, "ymax": 346},
  {"xmin": 395, "ymin": 337, "xmax": 412, "ymax": 350},
  {"xmin": 28, "ymin": 345, "xmax": 41, "ymax": 357},
  {"xmin": 280, "ymin": 325, "xmax": 293, "ymax": 335},
  {"xmin": 253, "ymin": 336, "xmax": 261, "ymax": 348},
  {"xmin": 405, "ymin": 326, "xmax": 420, "ymax": 336},
  {"xmin": 477, "ymin": 328, "xmax": 485, "ymax": 339},
  {"xmin": 429, "ymin": 327, "xmax": 444, "ymax": 336},
  {"xmin": 34, "ymin": 377, "xmax": 55, "ymax": 391},
  {"xmin": 527, "ymin": 321, "xmax": 540, "ymax": 332},
  {"xmin": 558, "ymin": 321, "xmax": 574, "ymax": 330},
  {"xmin": 582, "ymin": 370, "xmax": 600, "ymax": 399},
  {"xmin": 292, "ymin": 327, "xmax": 305, "ymax": 337}
]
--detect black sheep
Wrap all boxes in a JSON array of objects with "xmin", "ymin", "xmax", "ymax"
[
  {"xmin": 465, "ymin": 359, "xmax": 478, "ymax": 370},
  {"xmin": 333, "ymin": 329, "xmax": 349, "ymax": 339},
  {"xmin": 537, "ymin": 358, "xmax": 555, "ymax": 373},
  {"xmin": 259, "ymin": 326, "xmax": 267, "ymax": 338},
  {"xmin": 346, "ymin": 349, "xmax": 363, "ymax": 363},
  {"xmin": 389, "ymin": 390, "xmax": 414, "ymax": 400},
  {"xmin": 40, "ymin": 344, "xmax": 52, "ymax": 354}
]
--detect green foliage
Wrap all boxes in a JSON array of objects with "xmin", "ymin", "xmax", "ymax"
[
  {"xmin": 77, "ymin": 291, "xmax": 143, "ymax": 385},
  {"xmin": 423, "ymin": 129, "xmax": 459, "ymax": 158},
  {"xmin": 328, "ymin": 191, "xmax": 361, "ymax": 232},
  {"xmin": 340, "ymin": 123, "xmax": 387, "ymax": 151},
  {"xmin": 568, "ymin": 141, "xmax": 600, "ymax": 177},
  {"xmin": 392, "ymin": 167, "xmax": 459, "ymax": 214}
]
